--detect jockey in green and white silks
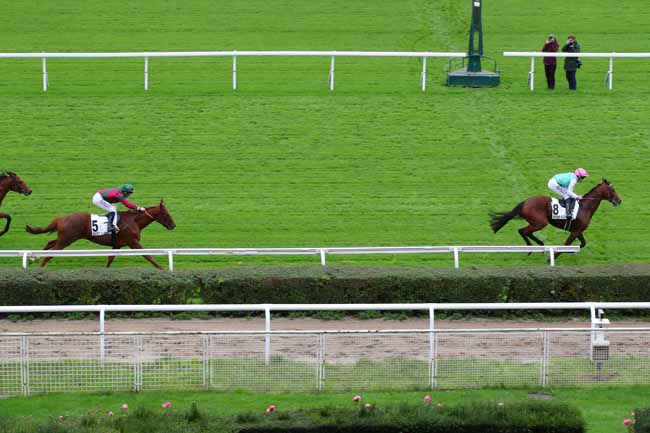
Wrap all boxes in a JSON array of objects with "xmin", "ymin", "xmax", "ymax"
[{"xmin": 547, "ymin": 168, "xmax": 589, "ymax": 219}]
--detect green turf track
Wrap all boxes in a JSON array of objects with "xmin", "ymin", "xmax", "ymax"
[{"xmin": 0, "ymin": 0, "xmax": 649, "ymax": 268}]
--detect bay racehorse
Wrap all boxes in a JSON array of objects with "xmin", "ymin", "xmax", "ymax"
[
  {"xmin": 0, "ymin": 172, "xmax": 32, "ymax": 236},
  {"xmin": 26, "ymin": 200, "xmax": 176, "ymax": 269},
  {"xmin": 489, "ymin": 179, "xmax": 621, "ymax": 259}
]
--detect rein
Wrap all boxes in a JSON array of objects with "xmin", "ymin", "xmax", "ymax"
[{"xmin": 142, "ymin": 209, "xmax": 155, "ymax": 220}]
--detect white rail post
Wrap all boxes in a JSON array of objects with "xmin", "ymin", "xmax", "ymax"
[
  {"xmin": 264, "ymin": 305, "xmax": 271, "ymax": 365},
  {"xmin": 99, "ymin": 307, "xmax": 105, "ymax": 363},
  {"xmin": 540, "ymin": 331, "xmax": 549, "ymax": 388},
  {"xmin": 232, "ymin": 52, "xmax": 237, "ymax": 90},
  {"xmin": 549, "ymin": 247, "xmax": 555, "ymax": 267},
  {"xmin": 320, "ymin": 249, "xmax": 327, "ymax": 266},
  {"xmin": 20, "ymin": 336, "xmax": 29, "ymax": 396},
  {"xmin": 453, "ymin": 247, "xmax": 460, "ymax": 268},
  {"xmin": 428, "ymin": 306, "xmax": 436, "ymax": 389},
  {"xmin": 144, "ymin": 56, "xmax": 149, "ymax": 90},
  {"xmin": 202, "ymin": 335, "xmax": 209, "ymax": 390},
  {"xmin": 317, "ymin": 333, "xmax": 325, "ymax": 390},
  {"xmin": 167, "ymin": 250, "xmax": 174, "ymax": 272},
  {"xmin": 608, "ymin": 55, "xmax": 614, "ymax": 91},
  {"xmin": 528, "ymin": 56, "xmax": 535, "ymax": 91},
  {"xmin": 42, "ymin": 55, "xmax": 48, "ymax": 92},
  {"xmin": 134, "ymin": 335, "xmax": 143, "ymax": 391},
  {"xmin": 328, "ymin": 55, "xmax": 335, "ymax": 91},
  {"xmin": 22, "ymin": 252, "xmax": 28, "ymax": 269},
  {"xmin": 421, "ymin": 57, "xmax": 427, "ymax": 92}
]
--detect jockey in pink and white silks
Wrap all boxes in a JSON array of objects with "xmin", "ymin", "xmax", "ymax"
[
  {"xmin": 547, "ymin": 168, "xmax": 589, "ymax": 219},
  {"xmin": 92, "ymin": 184, "xmax": 145, "ymax": 235}
]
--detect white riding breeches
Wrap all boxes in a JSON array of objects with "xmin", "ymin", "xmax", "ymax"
[
  {"xmin": 92, "ymin": 193, "xmax": 118, "ymax": 227},
  {"xmin": 548, "ymin": 178, "xmax": 571, "ymax": 199}
]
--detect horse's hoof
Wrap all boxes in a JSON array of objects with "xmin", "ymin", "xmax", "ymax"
[{"xmin": 527, "ymin": 252, "xmax": 532, "ymax": 256}]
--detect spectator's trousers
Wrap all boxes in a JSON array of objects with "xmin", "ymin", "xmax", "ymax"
[
  {"xmin": 544, "ymin": 64, "xmax": 556, "ymax": 89},
  {"xmin": 565, "ymin": 70, "xmax": 577, "ymax": 90}
]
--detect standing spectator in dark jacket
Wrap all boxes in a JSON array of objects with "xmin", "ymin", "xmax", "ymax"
[
  {"xmin": 542, "ymin": 34, "xmax": 559, "ymax": 89},
  {"xmin": 561, "ymin": 34, "xmax": 581, "ymax": 90}
]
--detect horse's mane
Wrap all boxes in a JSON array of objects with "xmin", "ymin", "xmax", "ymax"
[
  {"xmin": 0, "ymin": 171, "xmax": 15, "ymax": 181},
  {"xmin": 585, "ymin": 180, "xmax": 607, "ymax": 196}
]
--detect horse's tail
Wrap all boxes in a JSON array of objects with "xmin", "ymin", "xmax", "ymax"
[
  {"xmin": 26, "ymin": 218, "xmax": 59, "ymax": 235},
  {"xmin": 489, "ymin": 201, "xmax": 525, "ymax": 233}
]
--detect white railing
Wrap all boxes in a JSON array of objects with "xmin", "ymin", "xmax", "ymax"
[
  {"xmin": 3, "ymin": 301, "xmax": 647, "ymax": 335},
  {"xmin": 503, "ymin": 52, "xmax": 650, "ymax": 91},
  {"xmin": 0, "ymin": 50, "xmax": 467, "ymax": 92},
  {"xmin": 2, "ymin": 302, "xmax": 650, "ymax": 395},
  {"xmin": 0, "ymin": 245, "xmax": 580, "ymax": 270}
]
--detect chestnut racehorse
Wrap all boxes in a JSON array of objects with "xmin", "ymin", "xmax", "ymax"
[
  {"xmin": 0, "ymin": 172, "xmax": 32, "ymax": 236},
  {"xmin": 489, "ymin": 179, "xmax": 621, "ymax": 259},
  {"xmin": 26, "ymin": 200, "xmax": 176, "ymax": 269}
]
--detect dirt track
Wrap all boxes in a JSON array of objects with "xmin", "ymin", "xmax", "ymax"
[
  {"xmin": 2, "ymin": 317, "xmax": 650, "ymax": 365},
  {"xmin": 1, "ymin": 317, "xmax": 649, "ymax": 333}
]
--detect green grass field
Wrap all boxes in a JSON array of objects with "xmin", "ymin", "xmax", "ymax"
[{"xmin": 1, "ymin": 0, "xmax": 649, "ymax": 268}]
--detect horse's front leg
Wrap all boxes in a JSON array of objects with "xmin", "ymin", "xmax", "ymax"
[
  {"xmin": 554, "ymin": 232, "xmax": 579, "ymax": 261},
  {"xmin": 578, "ymin": 233, "xmax": 587, "ymax": 249},
  {"xmin": 0, "ymin": 213, "xmax": 11, "ymax": 236},
  {"xmin": 128, "ymin": 240, "xmax": 164, "ymax": 270},
  {"xmin": 106, "ymin": 255, "xmax": 117, "ymax": 268}
]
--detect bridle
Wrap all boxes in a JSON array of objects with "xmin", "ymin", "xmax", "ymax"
[
  {"xmin": 580, "ymin": 184, "xmax": 619, "ymax": 204},
  {"xmin": 7, "ymin": 176, "xmax": 28, "ymax": 194},
  {"xmin": 141, "ymin": 207, "xmax": 174, "ymax": 227}
]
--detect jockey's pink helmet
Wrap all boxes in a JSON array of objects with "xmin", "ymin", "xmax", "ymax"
[{"xmin": 575, "ymin": 168, "xmax": 589, "ymax": 178}]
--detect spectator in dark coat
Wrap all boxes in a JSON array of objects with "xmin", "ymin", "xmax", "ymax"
[
  {"xmin": 561, "ymin": 34, "xmax": 581, "ymax": 90},
  {"xmin": 542, "ymin": 35, "xmax": 559, "ymax": 89}
]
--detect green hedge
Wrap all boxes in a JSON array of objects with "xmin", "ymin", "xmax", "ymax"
[
  {"xmin": 0, "ymin": 268, "xmax": 196, "ymax": 306},
  {"xmin": 238, "ymin": 401, "xmax": 585, "ymax": 433},
  {"xmin": 0, "ymin": 401, "xmax": 585, "ymax": 433},
  {"xmin": 632, "ymin": 408, "xmax": 649, "ymax": 433},
  {"xmin": 1, "ymin": 264, "xmax": 650, "ymax": 311}
]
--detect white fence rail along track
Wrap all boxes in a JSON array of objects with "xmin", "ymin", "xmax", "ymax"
[
  {"xmin": 0, "ymin": 51, "xmax": 467, "ymax": 92},
  {"xmin": 503, "ymin": 52, "xmax": 650, "ymax": 91},
  {"xmin": 0, "ymin": 245, "xmax": 580, "ymax": 270}
]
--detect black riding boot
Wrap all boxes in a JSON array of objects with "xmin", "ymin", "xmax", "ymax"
[
  {"xmin": 563, "ymin": 198, "xmax": 575, "ymax": 230},
  {"xmin": 107, "ymin": 212, "xmax": 116, "ymax": 230},
  {"xmin": 565, "ymin": 198, "xmax": 575, "ymax": 220},
  {"xmin": 107, "ymin": 212, "xmax": 118, "ymax": 249}
]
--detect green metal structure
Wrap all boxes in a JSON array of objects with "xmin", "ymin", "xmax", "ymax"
[{"xmin": 447, "ymin": 0, "xmax": 500, "ymax": 87}]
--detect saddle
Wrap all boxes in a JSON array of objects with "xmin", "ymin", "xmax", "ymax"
[
  {"xmin": 550, "ymin": 198, "xmax": 579, "ymax": 228},
  {"xmin": 90, "ymin": 213, "xmax": 121, "ymax": 237}
]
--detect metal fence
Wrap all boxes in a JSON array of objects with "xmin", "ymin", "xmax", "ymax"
[
  {"xmin": 0, "ymin": 51, "xmax": 467, "ymax": 92},
  {"xmin": 0, "ymin": 245, "xmax": 580, "ymax": 270},
  {"xmin": 2, "ymin": 328, "xmax": 650, "ymax": 396}
]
